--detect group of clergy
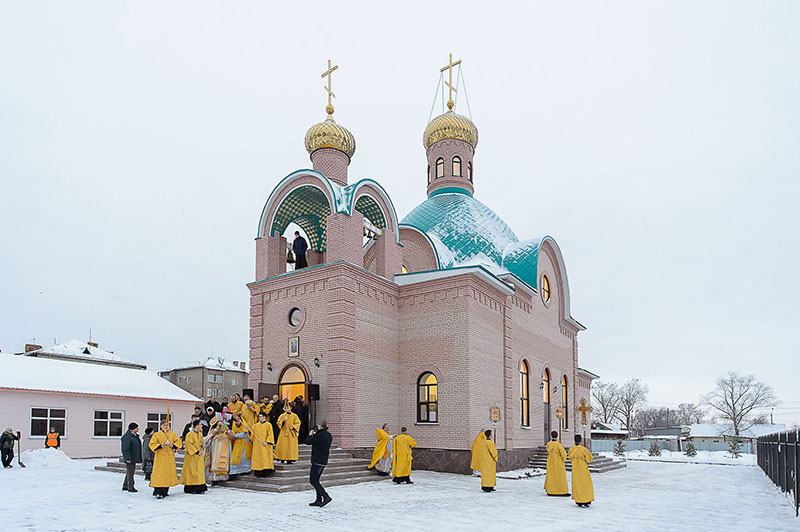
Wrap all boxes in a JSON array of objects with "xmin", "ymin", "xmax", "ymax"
[
  {"xmin": 148, "ymin": 401, "xmax": 303, "ymax": 499},
  {"xmin": 544, "ymin": 432, "xmax": 595, "ymax": 507},
  {"xmin": 368, "ymin": 424, "xmax": 417, "ymax": 484}
]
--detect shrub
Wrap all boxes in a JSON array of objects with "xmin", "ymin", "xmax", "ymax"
[
  {"xmin": 684, "ymin": 441, "xmax": 697, "ymax": 457},
  {"xmin": 648, "ymin": 440, "xmax": 662, "ymax": 457},
  {"xmin": 728, "ymin": 440, "xmax": 742, "ymax": 458},
  {"xmin": 613, "ymin": 439, "xmax": 626, "ymax": 457}
]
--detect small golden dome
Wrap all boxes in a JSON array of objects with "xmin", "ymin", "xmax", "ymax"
[
  {"xmin": 305, "ymin": 115, "xmax": 356, "ymax": 160},
  {"xmin": 423, "ymin": 111, "xmax": 479, "ymax": 150}
]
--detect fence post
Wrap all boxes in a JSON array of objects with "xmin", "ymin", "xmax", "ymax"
[{"xmin": 795, "ymin": 429, "xmax": 799, "ymax": 518}]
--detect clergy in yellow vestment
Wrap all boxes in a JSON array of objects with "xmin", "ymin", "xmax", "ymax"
[
  {"xmin": 481, "ymin": 432, "xmax": 498, "ymax": 492},
  {"xmin": 229, "ymin": 415, "xmax": 252, "ymax": 475},
  {"xmin": 544, "ymin": 431, "xmax": 569, "ymax": 496},
  {"xmin": 149, "ymin": 420, "xmax": 182, "ymax": 498},
  {"xmin": 470, "ymin": 431, "xmax": 486, "ymax": 473},
  {"xmin": 568, "ymin": 435, "xmax": 595, "ymax": 506},
  {"xmin": 251, "ymin": 412, "xmax": 275, "ymax": 477},
  {"xmin": 180, "ymin": 420, "xmax": 207, "ymax": 494},
  {"xmin": 275, "ymin": 406, "xmax": 301, "ymax": 463},
  {"xmin": 391, "ymin": 428, "xmax": 416, "ymax": 484},
  {"xmin": 205, "ymin": 417, "xmax": 232, "ymax": 483},
  {"xmin": 369, "ymin": 425, "xmax": 391, "ymax": 472},
  {"xmin": 228, "ymin": 395, "xmax": 244, "ymax": 416},
  {"xmin": 241, "ymin": 400, "xmax": 258, "ymax": 428}
]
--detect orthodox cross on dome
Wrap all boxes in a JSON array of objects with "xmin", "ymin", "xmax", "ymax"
[
  {"xmin": 576, "ymin": 398, "xmax": 593, "ymax": 426},
  {"xmin": 440, "ymin": 53, "xmax": 462, "ymax": 111},
  {"xmin": 321, "ymin": 59, "xmax": 339, "ymax": 116}
]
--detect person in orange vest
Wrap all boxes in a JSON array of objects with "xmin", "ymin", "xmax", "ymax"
[{"xmin": 45, "ymin": 427, "xmax": 60, "ymax": 449}]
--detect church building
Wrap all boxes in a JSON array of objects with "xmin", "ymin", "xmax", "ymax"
[{"xmin": 247, "ymin": 58, "xmax": 596, "ymax": 472}]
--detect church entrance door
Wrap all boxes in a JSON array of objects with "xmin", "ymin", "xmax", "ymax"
[{"xmin": 279, "ymin": 364, "xmax": 308, "ymax": 403}]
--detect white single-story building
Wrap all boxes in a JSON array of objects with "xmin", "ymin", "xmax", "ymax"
[
  {"xmin": 0, "ymin": 354, "xmax": 199, "ymax": 458},
  {"xmin": 687, "ymin": 423, "xmax": 786, "ymax": 452}
]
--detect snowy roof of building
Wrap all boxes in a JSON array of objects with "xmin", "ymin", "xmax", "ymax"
[
  {"xmin": 592, "ymin": 422, "xmax": 628, "ymax": 434},
  {"xmin": 22, "ymin": 340, "xmax": 147, "ymax": 369},
  {"xmin": 688, "ymin": 423, "xmax": 786, "ymax": 439},
  {"xmin": 0, "ymin": 354, "xmax": 199, "ymax": 402},
  {"xmin": 162, "ymin": 356, "xmax": 248, "ymax": 374}
]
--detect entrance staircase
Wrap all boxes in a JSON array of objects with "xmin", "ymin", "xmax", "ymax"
[
  {"xmin": 95, "ymin": 446, "xmax": 388, "ymax": 493},
  {"xmin": 527, "ymin": 446, "xmax": 626, "ymax": 473}
]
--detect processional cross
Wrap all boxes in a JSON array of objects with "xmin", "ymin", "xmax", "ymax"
[
  {"xmin": 321, "ymin": 59, "xmax": 339, "ymax": 115},
  {"xmin": 440, "ymin": 53, "xmax": 462, "ymax": 111},
  {"xmin": 576, "ymin": 398, "xmax": 593, "ymax": 426}
]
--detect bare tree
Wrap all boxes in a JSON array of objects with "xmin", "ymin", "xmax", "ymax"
[
  {"xmin": 614, "ymin": 379, "xmax": 648, "ymax": 433},
  {"xmin": 704, "ymin": 372, "xmax": 778, "ymax": 436},
  {"xmin": 591, "ymin": 381, "xmax": 620, "ymax": 423},
  {"xmin": 676, "ymin": 403, "xmax": 704, "ymax": 425}
]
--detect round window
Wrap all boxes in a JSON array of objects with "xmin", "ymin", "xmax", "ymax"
[
  {"xmin": 541, "ymin": 275, "xmax": 551, "ymax": 303},
  {"xmin": 289, "ymin": 308, "xmax": 302, "ymax": 327}
]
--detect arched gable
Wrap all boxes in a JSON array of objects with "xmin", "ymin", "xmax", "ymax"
[
  {"xmin": 538, "ymin": 237, "xmax": 584, "ymax": 331},
  {"xmin": 348, "ymin": 179, "xmax": 400, "ymax": 237},
  {"xmin": 398, "ymin": 225, "xmax": 439, "ymax": 273}
]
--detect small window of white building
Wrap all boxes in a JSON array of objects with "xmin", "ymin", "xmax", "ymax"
[
  {"xmin": 31, "ymin": 407, "xmax": 67, "ymax": 437},
  {"xmin": 231, "ymin": 378, "xmax": 238, "ymax": 386},
  {"xmin": 146, "ymin": 412, "xmax": 170, "ymax": 432},
  {"xmin": 94, "ymin": 410, "xmax": 124, "ymax": 438}
]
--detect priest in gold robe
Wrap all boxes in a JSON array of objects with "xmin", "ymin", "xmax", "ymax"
[
  {"xmin": 568, "ymin": 434, "xmax": 595, "ymax": 507},
  {"xmin": 241, "ymin": 399, "xmax": 258, "ymax": 429},
  {"xmin": 481, "ymin": 430, "xmax": 498, "ymax": 492},
  {"xmin": 470, "ymin": 431, "xmax": 486, "ymax": 475},
  {"xmin": 251, "ymin": 412, "xmax": 275, "ymax": 477},
  {"xmin": 369, "ymin": 424, "xmax": 393, "ymax": 475},
  {"xmin": 275, "ymin": 403, "xmax": 301, "ymax": 464},
  {"xmin": 205, "ymin": 417, "xmax": 233, "ymax": 484},
  {"xmin": 180, "ymin": 419, "xmax": 207, "ymax": 493},
  {"xmin": 229, "ymin": 413, "xmax": 252, "ymax": 475},
  {"xmin": 391, "ymin": 427, "xmax": 416, "ymax": 484},
  {"xmin": 544, "ymin": 430, "xmax": 569, "ymax": 496},
  {"xmin": 148, "ymin": 419, "xmax": 182, "ymax": 499}
]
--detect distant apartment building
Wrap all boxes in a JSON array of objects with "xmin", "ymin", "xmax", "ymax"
[{"xmin": 159, "ymin": 357, "xmax": 249, "ymax": 401}]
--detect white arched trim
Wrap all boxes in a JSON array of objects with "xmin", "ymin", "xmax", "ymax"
[
  {"xmin": 256, "ymin": 169, "xmax": 336, "ymax": 238},
  {"xmin": 539, "ymin": 236, "xmax": 585, "ymax": 331}
]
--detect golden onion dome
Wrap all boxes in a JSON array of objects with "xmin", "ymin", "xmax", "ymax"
[
  {"xmin": 304, "ymin": 111, "xmax": 356, "ymax": 160},
  {"xmin": 423, "ymin": 110, "xmax": 479, "ymax": 150}
]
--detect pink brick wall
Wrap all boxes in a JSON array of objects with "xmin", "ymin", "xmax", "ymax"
[{"xmin": 426, "ymin": 139, "xmax": 475, "ymax": 196}]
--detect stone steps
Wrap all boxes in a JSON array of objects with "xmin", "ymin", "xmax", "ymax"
[{"xmin": 528, "ymin": 447, "xmax": 626, "ymax": 473}]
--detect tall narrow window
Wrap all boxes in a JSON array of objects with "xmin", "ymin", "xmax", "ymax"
[
  {"xmin": 417, "ymin": 372, "xmax": 438, "ymax": 422},
  {"xmin": 562, "ymin": 375, "xmax": 569, "ymax": 429},
  {"xmin": 520, "ymin": 360, "xmax": 530, "ymax": 426},
  {"xmin": 427, "ymin": 164, "xmax": 431, "ymax": 184},
  {"xmin": 435, "ymin": 158, "xmax": 444, "ymax": 179},
  {"xmin": 468, "ymin": 161, "xmax": 473, "ymax": 182},
  {"xmin": 452, "ymin": 155, "xmax": 462, "ymax": 176},
  {"xmin": 542, "ymin": 369, "xmax": 551, "ymax": 404}
]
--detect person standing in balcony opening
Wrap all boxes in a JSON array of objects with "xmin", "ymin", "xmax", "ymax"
[{"xmin": 293, "ymin": 231, "xmax": 308, "ymax": 269}]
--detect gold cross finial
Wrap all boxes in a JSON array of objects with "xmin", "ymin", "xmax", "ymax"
[
  {"xmin": 321, "ymin": 59, "xmax": 339, "ymax": 116},
  {"xmin": 440, "ymin": 53, "xmax": 462, "ymax": 111},
  {"xmin": 576, "ymin": 398, "xmax": 593, "ymax": 425}
]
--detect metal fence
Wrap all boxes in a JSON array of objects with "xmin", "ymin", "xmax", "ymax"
[{"xmin": 757, "ymin": 429, "xmax": 799, "ymax": 517}]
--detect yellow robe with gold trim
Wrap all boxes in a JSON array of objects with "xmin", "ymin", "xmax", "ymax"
[
  {"xmin": 470, "ymin": 432, "xmax": 486, "ymax": 471},
  {"xmin": 369, "ymin": 429, "xmax": 390, "ymax": 469},
  {"xmin": 545, "ymin": 440, "xmax": 569, "ymax": 495},
  {"xmin": 148, "ymin": 430, "xmax": 182, "ymax": 488},
  {"xmin": 180, "ymin": 429, "xmax": 206, "ymax": 486},
  {"xmin": 481, "ymin": 439, "xmax": 498, "ymax": 488},
  {"xmin": 568, "ymin": 444, "xmax": 595, "ymax": 503},
  {"xmin": 275, "ymin": 412, "xmax": 301, "ymax": 461},
  {"xmin": 392, "ymin": 434, "xmax": 416, "ymax": 477},
  {"xmin": 228, "ymin": 400, "xmax": 244, "ymax": 416},
  {"xmin": 241, "ymin": 402, "xmax": 257, "ymax": 429},
  {"xmin": 251, "ymin": 421, "xmax": 275, "ymax": 471},
  {"xmin": 230, "ymin": 422, "xmax": 252, "ymax": 464}
]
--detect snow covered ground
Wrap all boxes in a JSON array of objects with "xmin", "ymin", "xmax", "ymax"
[
  {"xmin": 0, "ymin": 449, "xmax": 797, "ymax": 531},
  {"xmin": 601, "ymin": 449, "xmax": 758, "ymax": 466}
]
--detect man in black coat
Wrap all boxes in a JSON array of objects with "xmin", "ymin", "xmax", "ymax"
[
  {"xmin": 120, "ymin": 423, "xmax": 142, "ymax": 492},
  {"xmin": 269, "ymin": 397, "xmax": 284, "ymax": 443},
  {"xmin": 204, "ymin": 396, "xmax": 222, "ymax": 414},
  {"xmin": 305, "ymin": 421, "xmax": 333, "ymax": 507},
  {"xmin": 1, "ymin": 428, "xmax": 20, "ymax": 468},
  {"xmin": 293, "ymin": 231, "xmax": 308, "ymax": 269}
]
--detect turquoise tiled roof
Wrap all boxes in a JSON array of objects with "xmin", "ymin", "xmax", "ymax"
[{"xmin": 400, "ymin": 190, "xmax": 545, "ymax": 290}]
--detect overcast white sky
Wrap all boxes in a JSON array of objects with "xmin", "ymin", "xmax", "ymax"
[{"xmin": 1, "ymin": 1, "xmax": 798, "ymax": 425}]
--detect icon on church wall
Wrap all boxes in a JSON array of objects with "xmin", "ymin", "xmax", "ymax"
[{"xmin": 288, "ymin": 337, "xmax": 299, "ymax": 357}]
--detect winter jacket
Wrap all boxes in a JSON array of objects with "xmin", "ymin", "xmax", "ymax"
[
  {"xmin": 1, "ymin": 430, "xmax": 19, "ymax": 450},
  {"xmin": 292, "ymin": 236, "xmax": 308, "ymax": 256},
  {"xmin": 120, "ymin": 430, "xmax": 142, "ymax": 463},
  {"xmin": 141, "ymin": 433, "xmax": 155, "ymax": 474},
  {"xmin": 305, "ymin": 428, "xmax": 332, "ymax": 466}
]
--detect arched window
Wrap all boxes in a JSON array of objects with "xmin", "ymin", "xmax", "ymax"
[
  {"xmin": 468, "ymin": 161, "xmax": 473, "ymax": 182},
  {"xmin": 435, "ymin": 158, "xmax": 444, "ymax": 179},
  {"xmin": 541, "ymin": 275, "xmax": 551, "ymax": 303},
  {"xmin": 452, "ymin": 156, "xmax": 462, "ymax": 177},
  {"xmin": 520, "ymin": 360, "xmax": 530, "ymax": 426},
  {"xmin": 279, "ymin": 364, "xmax": 307, "ymax": 402},
  {"xmin": 542, "ymin": 368, "xmax": 551, "ymax": 441},
  {"xmin": 417, "ymin": 372, "xmax": 438, "ymax": 423},
  {"xmin": 562, "ymin": 375, "xmax": 569, "ymax": 429},
  {"xmin": 427, "ymin": 164, "xmax": 431, "ymax": 185}
]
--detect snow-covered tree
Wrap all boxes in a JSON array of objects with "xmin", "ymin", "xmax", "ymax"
[
  {"xmin": 684, "ymin": 441, "xmax": 697, "ymax": 457},
  {"xmin": 591, "ymin": 381, "xmax": 621, "ymax": 424},
  {"xmin": 727, "ymin": 440, "xmax": 742, "ymax": 458},
  {"xmin": 704, "ymin": 372, "xmax": 778, "ymax": 436},
  {"xmin": 613, "ymin": 439, "xmax": 626, "ymax": 457},
  {"xmin": 648, "ymin": 440, "xmax": 662, "ymax": 457}
]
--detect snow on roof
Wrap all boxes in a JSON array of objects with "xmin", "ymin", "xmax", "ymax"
[
  {"xmin": 163, "ymin": 356, "xmax": 248, "ymax": 374},
  {"xmin": 24, "ymin": 340, "xmax": 147, "ymax": 369},
  {"xmin": 592, "ymin": 422, "xmax": 628, "ymax": 434},
  {"xmin": 0, "ymin": 354, "xmax": 199, "ymax": 402},
  {"xmin": 688, "ymin": 423, "xmax": 786, "ymax": 439}
]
